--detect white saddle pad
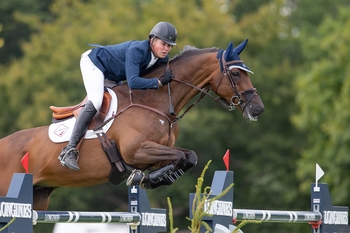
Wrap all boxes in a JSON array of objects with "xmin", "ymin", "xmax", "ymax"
[{"xmin": 48, "ymin": 88, "xmax": 117, "ymax": 143}]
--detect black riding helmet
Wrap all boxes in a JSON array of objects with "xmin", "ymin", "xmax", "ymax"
[{"xmin": 149, "ymin": 22, "xmax": 177, "ymax": 46}]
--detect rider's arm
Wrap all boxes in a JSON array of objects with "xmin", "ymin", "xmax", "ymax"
[{"xmin": 125, "ymin": 47, "xmax": 159, "ymax": 90}]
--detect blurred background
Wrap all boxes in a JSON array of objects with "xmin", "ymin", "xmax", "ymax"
[{"xmin": 0, "ymin": 0, "xmax": 349, "ymax": 232}]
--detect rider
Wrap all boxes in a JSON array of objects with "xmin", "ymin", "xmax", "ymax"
[{"xmin": 58, "ymin": 22, "xmax": 177, "ymax": 171}]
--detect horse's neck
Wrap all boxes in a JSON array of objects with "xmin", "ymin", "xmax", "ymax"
[{"xmin": 170, "ymin": 53, "xmax": 218, "ymax": 112}]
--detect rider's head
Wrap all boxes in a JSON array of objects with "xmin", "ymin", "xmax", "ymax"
[{"xmin": 149, "ymin": 22, "xmax": 177, "ymax": 58}]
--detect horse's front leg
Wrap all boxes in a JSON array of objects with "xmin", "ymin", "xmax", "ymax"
[
  {"xmin": 125, "ymin": 141, "xmax": 197, "ymax": 189},
  {"xmin": 142, "ymin": 147, "xmax": 198, "ymax": 189},
  {"xmin": 124, "ymin": 140, "xmax": 188, "ymax": 167}
]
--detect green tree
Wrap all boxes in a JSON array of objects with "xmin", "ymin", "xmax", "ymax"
[
  {"xmin": 293, "ymin": 6, "xmax": 350, "ymax": 204},
  {"xmin": 0, "ymin": 0, "xmax": 54, "ymax": 64},
  {"xmin": 0, "ymin": 0, "xmax": 266, "ymax": 231}
]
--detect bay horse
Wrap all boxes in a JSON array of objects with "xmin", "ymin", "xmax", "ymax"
[{"xmin": 0, "ymin": 39, "xmax": 264, "ymax": 210}]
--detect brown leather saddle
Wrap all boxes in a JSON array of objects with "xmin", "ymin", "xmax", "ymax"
[
  {"xmin": 50, "ymin": 91, "xmax": 130, "ymax": 185},
  {"xmin": 50, "ymin": 91, "xmax": 112, "ymax": 128}
]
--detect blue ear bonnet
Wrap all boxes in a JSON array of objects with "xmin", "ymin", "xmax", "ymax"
[
  {"xmin": 224, "ymin": 41, "xmax": 242, "ymax": 61},
  {"xmin": 217, "ymin": 39, "xmax": 253, "ymax": 74}
]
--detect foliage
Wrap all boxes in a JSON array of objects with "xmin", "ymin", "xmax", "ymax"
[
  {"xmin": 167, "ymin": 160, "xmax": 235, "ymax": 233},
  {"xmin": 0, "ymin": 0, "xmax": 54, "ymax": 64},
  {"xmin": 167, "ymin": 197, "xmax": 179, "ymax": 233},
  {"xmin": 292, "ymin": 6, "xmax": 350, "ymax": 204}
]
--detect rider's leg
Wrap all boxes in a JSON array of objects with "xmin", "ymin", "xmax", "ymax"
[
  {"xmin": 58, "ymin": 100, "xmax": 97, "ymax": 170},
  {"xmin": 58, "ymin": 50, "xmax": 104, "ymax": 170}
]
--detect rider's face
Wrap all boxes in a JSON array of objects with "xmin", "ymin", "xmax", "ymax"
[{"xmin": 150, "ymin": 38, "xmax": 172, "ymax": 58}]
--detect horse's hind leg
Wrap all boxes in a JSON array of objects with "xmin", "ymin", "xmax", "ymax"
[
  {"xmin": 141, "ymin": 148, "xmax": 197, "ymax": 189},
  {"xmin": 33, "ymin": 187, "xmax": 55, "ymax": 210}
]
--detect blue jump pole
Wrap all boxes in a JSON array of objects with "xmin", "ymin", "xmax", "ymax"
[
  {"xmin": 232, "ymin": 209, "xmax": 322, "ymax": 223},
  {"xmin": 32, "ymin": 210, "xmax": 141, "ymax": 224}
]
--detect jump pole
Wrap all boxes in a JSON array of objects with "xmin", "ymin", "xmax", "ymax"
[
  {"xmin": 189, "ymin": 151, "xmax": 349, "ymax": 233},
  {"xmin": 0, "ymin": 174, "xmax": 167, "ymax": 233}
]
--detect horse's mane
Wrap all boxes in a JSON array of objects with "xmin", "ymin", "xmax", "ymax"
[
  {"xmin": 144, "ymin": 45, "xmax": 221, "ymax": 76},
  {"xmin": 171, "ymin": 45, "xmax": 220, "ymax": 61}
]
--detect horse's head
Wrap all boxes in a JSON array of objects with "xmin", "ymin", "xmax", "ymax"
[{"xmin": 212, "ymin": 39, "xmax": 264, "ymax": 121}]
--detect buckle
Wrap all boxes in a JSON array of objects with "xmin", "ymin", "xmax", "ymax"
[{"xmin": 126, "ymin": 169, "xmax": 145, "ymax": 186}]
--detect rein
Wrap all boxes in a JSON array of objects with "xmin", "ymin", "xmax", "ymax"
[
  {"xmin": 168, "ymin": 51, "xmax": 258, "ymax": 121},
  {"xmin": 170, "ymin": 78, "xmax": 231, "ymax": 121},
  {"xmin": 94, "ymin": 50, "xmax": 257, "ymax": 135}
]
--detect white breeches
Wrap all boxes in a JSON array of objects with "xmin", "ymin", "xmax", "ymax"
[{"xmin": 80, "ymin": 50, "xmax": 104, "ymax": 110}]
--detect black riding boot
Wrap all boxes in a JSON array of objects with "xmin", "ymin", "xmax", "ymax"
[{"xmin": 58, "ymin": 100, "xmax": 97, "ymax": 170}]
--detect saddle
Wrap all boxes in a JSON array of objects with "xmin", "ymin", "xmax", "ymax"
[
  {"xmin": 50, "ymin": 91, "xmax": 112, "ymax": 128},
  {"xmin": 50, "ymin": 91, "xmax": 130, "ymax": 185}
]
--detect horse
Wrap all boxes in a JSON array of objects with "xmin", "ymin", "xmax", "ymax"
[{"xmin": 0, "ymin": 39, "xmax": 264, "ymax": 210}]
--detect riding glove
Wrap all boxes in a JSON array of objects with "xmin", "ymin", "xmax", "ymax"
[{"xmin": 158, "ymin": 68, "xmax": 174, "ymax": 86}]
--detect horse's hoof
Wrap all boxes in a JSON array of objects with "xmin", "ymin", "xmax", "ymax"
[{"xmin": 126, "ymin": 170, "xmax": 144, "ymax": 186}]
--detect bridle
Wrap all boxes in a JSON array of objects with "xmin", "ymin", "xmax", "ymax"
[
  {"xmin": 169, "ymin": 49, "xmax": 258, "ymax": 121},
  {"xmin": 216, "ymin": 50, "xmax": 258, "ymax": 111}
]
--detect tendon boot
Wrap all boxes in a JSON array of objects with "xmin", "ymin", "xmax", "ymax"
[
  {"xmin": 148, "ymin": 164, "xmax": 174, "ymax": 184},
  {"xmin": 58, "ymin": 100, "xmax": 97, "ymax": 170}
]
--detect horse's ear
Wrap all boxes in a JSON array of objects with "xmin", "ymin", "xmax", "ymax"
[
  {"xmin": 224, "ymin": 42, "xmax": 234, "ymax": 61},
  {"xmin": 233, "ymin": 39, "xmax": 248, "ymax": 55},
  {"xmin": 226, "ymin": 41, "xmax": 234, "ymax": 51}
]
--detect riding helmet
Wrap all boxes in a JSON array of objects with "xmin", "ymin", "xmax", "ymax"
[{"xmin": 149, "ymin": 22, "xmax": 177, "ymax": 46}]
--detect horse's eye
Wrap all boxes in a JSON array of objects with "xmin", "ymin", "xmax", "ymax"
[{"xmin": 232, "ymin": 71, "xmax": 240, "ymax": 77}]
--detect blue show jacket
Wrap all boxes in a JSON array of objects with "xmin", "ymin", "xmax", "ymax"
[{"xmin": 88, "ymin": 40, "xmax": 168, "ymax": 90}]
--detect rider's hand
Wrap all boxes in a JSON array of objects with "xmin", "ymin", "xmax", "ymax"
[{"xmin": 158, "ymin": 68, "xmax": 174, "ymax": 86}]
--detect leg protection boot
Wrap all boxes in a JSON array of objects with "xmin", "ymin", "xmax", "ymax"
[
  {"xmin": 148, "ymin": 164, "xmax": 174, "ymax": 184},
  {"xmin": 58, "ymin": 100, "xmax": 97, "ymax": 170}
]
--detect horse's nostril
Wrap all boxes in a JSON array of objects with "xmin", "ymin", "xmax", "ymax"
[{"xmin": 253, "ymin": 106, "xmax": 264, "ymax": 116}]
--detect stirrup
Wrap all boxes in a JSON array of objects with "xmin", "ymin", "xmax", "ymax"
[
  {"xmin": 126, "ymin": 169, "xmax": 145, "ymax": 186},
  {"xmin": 58, "ymin": 148, "xmax": 80, "ymax": 166}
]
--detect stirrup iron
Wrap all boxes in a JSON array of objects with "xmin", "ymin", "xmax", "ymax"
[{"xmin": 58, "ymin": 148, "xmax": 80, "ymax": 166}]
